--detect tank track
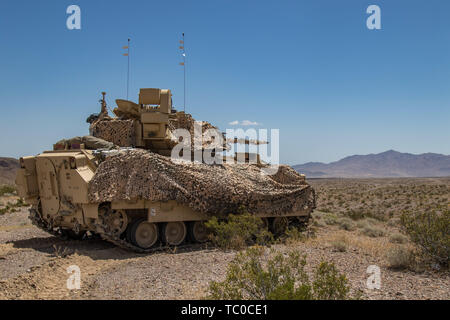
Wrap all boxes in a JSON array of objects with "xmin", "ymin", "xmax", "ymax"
[
  {"xmin": 29, "ymin": 208, "xmax": 195, "ymax": 253},
  {"xmin": 29, "ymin": 208, "xmax": 68, "ymax": 239},
  {"xmin": 29, "ymin": 208, "xmax": 313, "ymax": 254},
  {"xmin": 96, "ymin": 229, "xmax": 178, "ymax": 254}
]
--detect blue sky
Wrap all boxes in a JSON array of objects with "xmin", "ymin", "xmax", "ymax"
[{"xmin": 0, "ymin": 0, "xmax": 449, "ymax": 165}]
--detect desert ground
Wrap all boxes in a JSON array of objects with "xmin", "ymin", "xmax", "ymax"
[{"xmin": 0, "ymin": 178, "xmax": 448, "ymax": 300}]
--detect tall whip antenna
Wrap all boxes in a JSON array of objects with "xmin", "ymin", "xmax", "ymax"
[
  {"xmin": 179, "ymin": 33, "xmax": 186, "ymax": 112},
  {"xmin": 123, "ymin": 38, "xmax": 131, "ymax": 100}
]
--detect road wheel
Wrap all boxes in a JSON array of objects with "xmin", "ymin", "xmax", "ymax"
[
  {"xmin": 188, "ymin": 221, "xmax": 209, "ymax": 243},
  {"xmin": 99, "ymin": 205, "xmax": 128, "ymax": 236},
  {"xmin": 130, "ymin": 218, "xmax": 159, "ymax": 249},
  {"xmin": 162, "ymin": 222, "xmax": 187, "ymax": 246},
  {"xmin": 272, "ymin": 217, "xmax": 289, "ymax": 236}
]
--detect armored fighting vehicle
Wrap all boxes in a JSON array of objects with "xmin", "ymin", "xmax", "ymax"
[{"xmin": 15, "ymin": 88, "xmax": 316, "ymax": 252}]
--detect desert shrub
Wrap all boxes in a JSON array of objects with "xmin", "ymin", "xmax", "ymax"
[
  {"xmin": 208, "ymin": 247, "xmax": 352, "ymax": 300},
  {"xmin": 365, "ymin": 217, "xmax": 380, "ymax": 225},
  {"xmin": 283, "ymin": 226, "xmax": 306, "ymax": 243},
  {"xmin": 389, "ymin": 233, "xmax": 408, "ymax": 244},
  {"xmin": 0, "ymin": 185, "xmax": 16, "ymax": 197},
  {"xmin": 0, "ymin": 198, "xmax": 28, "ymax": 215},
  {"xmin": 331, "ymin": 240, "xmax": 347, "ymax": 252},
  {"xmin": 357, "ymin": 217, "xmax": 380, "ymax": 229},
  {"xmin": 322, "ymin": 213, "xmax": 339, "ymax": 225},
  {"xmin": 400, "ymin": 210, "xmax": 449, "ymax": 268},
  {"xmin": 361, "ymin": 225, "xmax": 385, "ymax": 238},
  {"xmin": 338, "ymin": 217, "xmax": 356, "ymax": 231},
  {"xmin": 385, "ymin": 246, "xmax": 415, "ymax": 270},
  {"xmin": 14, "ymin": 198, "xmax": 27, "ymax": 207},
  {"xmin": 205, "ymin": 213, "xmax": 273, "ymax": 250},
  {"xmin": 348, "ymin": 209, "xmax": 386, "ymax": 222},
  {"xmin": 52, "ymin": 244, "xmax": 73, "ymax": 258},
  {"xmin": 356, "ymin": 220, "xmax": 369, "ymax": 229},
  {"xmin": 312, "ymin": 218, "xmax": 326, "ymax": 228},
  {"xmin": 347, "ymin": 209, "xmax": 366, "ymax": 220},
  {"xmin": 387, "ymin": 218, "xmax": 400, "ymax": 227}
]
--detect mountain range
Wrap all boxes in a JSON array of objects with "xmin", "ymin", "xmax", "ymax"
[
  {"xmin": 0, "ymin": 157, "xmax": 19, "ymax": 185},
  {"xmin": 293, "ymin": 150, "xmax": 450, "ymax": 178}
]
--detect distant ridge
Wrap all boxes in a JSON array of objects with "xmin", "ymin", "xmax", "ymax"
[
  {"xmin": 293, "ymin": 150, "xmax": 450, "ymax": 178},
  {"xmin": 0, "ymin": 157, "xmax": 19, "ymax": 185}
]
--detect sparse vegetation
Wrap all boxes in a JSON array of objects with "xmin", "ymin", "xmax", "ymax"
[
  {"xmin": 400, "ymin": 210, "xmax": 449, "ymax": 268},
  {"xmin": 312, "ymin": 179, "xmax": 449, "ymax": 223},
  {"xmin": 311, "ymin": 178, "xmax": 450, "ymax": 272},
  {"xmin": 338, "ymin": 217, "xmax": 356, "ymax": 231},
  {"xmin": 205, "ymin": 212, "xmax": 273, "ymax": 250},
  {"xmin": 386, "ymin": 246, "xmax": 415, "ymax": 270},
  {"xmin": 207, "ymin": 246, "xmax": 353, "ymax": 300},
  {"xmin": 0, "ymin": 185, "xmax": 16, "ymax": 197},
  {"xmin": 389, "ymin": 232, "xmax": 408, "ymax": 244},
  {"xmin": 331, "ymin": 239, "xmax": 348, "ymax": 252},
  {"xmin": 0, "ymin": 198, "xmax": 28, "ymax": 215},
  {"xmin": 52, "ymin": 244, "xmax": 73, "ymax": 258},
  {"xmin": 361, "ymin": 225, "xmax": 385, "ymax": 238},
  {"xmin": 282, "ymin": 226, "xmax": 306, "ymax": 244}
]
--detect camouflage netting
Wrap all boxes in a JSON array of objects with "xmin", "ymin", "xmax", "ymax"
[
  {"xmin": 168, "ymin": 112, "xmax": 218, "ymax": 136},
  {"xmin": 91, "ymin": 112, "xmax": 228, "ymax": 151},
  {"xmin": 88, "ymin": 149, "xmax": 315, "ymax": 216},
  {"xmin": 90, "ymin": 119, "xmax": 137, "ymax": 147},
  {"xmin": 55, "ymin": 136, "xmax": 117, "ymax": 150}
]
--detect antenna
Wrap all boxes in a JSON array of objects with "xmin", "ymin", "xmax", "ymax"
[
  {"xmin": 123, "ymin": 38, "xmax": 131, "ymax": 100},
  {"xmin": 179, "ymin": 33, "xmax": 186, "ymax": 112}
]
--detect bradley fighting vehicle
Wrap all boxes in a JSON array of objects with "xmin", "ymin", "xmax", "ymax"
[{"xmin": 15, "ymin": 88, "xmax": 316, "ymax": 252}]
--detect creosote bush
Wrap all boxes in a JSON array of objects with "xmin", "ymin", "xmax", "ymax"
[
  {"xmin": 400, "ymin": 210, "xmax": 449, "ymax": 268},
  {"xmin": 208, "ymin": 246, "xmax": 353, "ymax": 300},
  {"xmin": 205, "ymin": 212, "xmax": 273, "ymax": 250}
]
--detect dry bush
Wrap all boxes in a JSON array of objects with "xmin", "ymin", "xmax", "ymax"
[
  {"xmin": 361, "ymin": 225, "xmax": 385, "ymax": 238},
  {"xmin": 389, "ymin": 233, "xmax": 408, "ymax": 244},
  {"xmin": 331, "ymin": 240, "xmax": 347, "ymax": 252},
  {"xmin": 52, "ymin": 245, "xmax": 73, "ymax": 258},
  {"xmin": 207, "ymin": 247, "xmax": 353, "ymax": 300},
  {"xmin": 387, "ymin": 218, "xmax": 400, "ymax": 227},
  {"xmin": 385, "ymin": 246, "xmax": 415, "ymax": 270},
  {"xmin": 338, "ymin": 217, "xmax": 356, "ymax": 231},
  {"xmin": 322, "ymin": 213, "xmax": 339, "ymax": 226},
  {"xmin": 312, "ymin": 218, "xmax": 326, "ymax": 228}
]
